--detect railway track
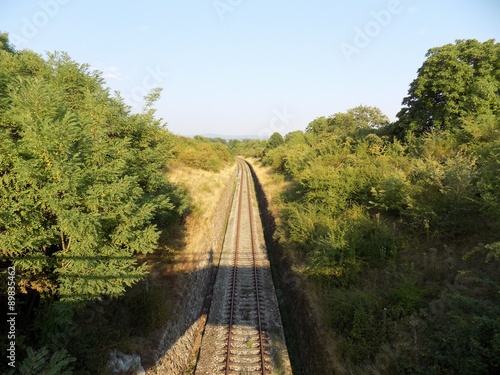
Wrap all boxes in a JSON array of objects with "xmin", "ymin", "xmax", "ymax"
[
  {"xmin": 224, "ymin": 159, "xmax": 267, "ymax": 374},
  {"xmin": 195, "ymin": 159, "xmax": 292, "ymax": 375}
]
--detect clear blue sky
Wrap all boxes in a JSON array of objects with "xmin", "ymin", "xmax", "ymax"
[{"xmin": 1, "ymin": 0, "xmax": 499, "ymax": 137}]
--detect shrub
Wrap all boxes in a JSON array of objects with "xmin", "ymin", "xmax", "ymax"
[
  {"xmin": 172, "ymin": 136, "xmax": 233, "ymax": 172},
  {"xmin": 6, "ymin": 347, "xmax": 75, "ymax": 375},
  {"xmin": 325, "ymin": 288, "xmax": 386, "ymax": 362},
  {"xmin": 345, "ymin": 208, "xmax": 399, "ymax": 266}
]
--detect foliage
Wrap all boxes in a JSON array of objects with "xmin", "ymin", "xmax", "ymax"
[
  {"xmin": 172, "ymin": 135, "xmax": 233, "ymax": 171},
  {"xmin": 228, "ymin": 138, "xmax": 266, "ymax": 158},
  {"xmin": 265, "ymin": 131, "xmax": 284, "ymax": 151},
  {"xmin": 262, "ymin": 131, "xmax": 313, "ymax": 176},
  {"xmin": 61, "ymin": 284, "xmax": 172, "ymax": 373},
  {"xmin": 415, "ymin": 292, "xmax": 500, "ymax": 375},
  {"xmin": 6, "ymin": 347, "xmax": 76, "ymax": 375},
  {"xmin": 262, "ymin": 41, "xmax": 500, "ymax": 372},
  {"xmin": 0, "ymin": 36, "xmax": 187, "ymax": 356},
  {"xmin": 395, "ymin": 243, "xmax": 500, "ymax": 375},
  {"xmin": 306, "ymin": 105, "xmax": 389, "ymax": 136},
  {"xmin": 325, "ymin": 288, "xmax": 386, "ymax": 362},
  {"xmin": 0, "ymin": 32, "xmax": 15, "ymax": 53},
  {"xmin": 395, "ymin": 39, "xmax": 500, "ymax": 136}
]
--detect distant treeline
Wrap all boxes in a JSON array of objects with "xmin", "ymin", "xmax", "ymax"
[{"xmin": 172, "ymin": 135, "xmax": 233, "ymax": 172}]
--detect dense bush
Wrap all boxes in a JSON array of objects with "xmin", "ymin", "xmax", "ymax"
[
  {"xmin": 172, "ymin": 135, "xmax": 233, "ymax": 171},
  {"xmin": 228, "ymin": 138, "xmax": 266, "ymax": 158}
]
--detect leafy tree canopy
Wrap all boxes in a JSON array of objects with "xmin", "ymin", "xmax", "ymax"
[
  {"xmin": 0, "ymin": 32, "xmax": 15, "ymax": 53},
  {"xmin": 0, "ymin": 35, "xmax": 186, "ymax": 342},
  {"xmin": 396, "ymin": 39, "xmax": 500, "ymax": 136},
  {"xmin": 264, "ymin": 132, "xmax": 284, "ymax": 153},
  {"xmin": 306, "ymin": 105, "xmax": 389, "ymax": 136},
  {"xmin": 268, "ymin": 131, "xmax": 285, "ymax": 147}
]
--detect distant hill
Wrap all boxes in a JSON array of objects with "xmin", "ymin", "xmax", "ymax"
[{"xmin": 188, "ymin": 133, "xmax": 267, "ymax": 140}]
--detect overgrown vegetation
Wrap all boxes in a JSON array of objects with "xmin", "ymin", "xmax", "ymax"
[
  {"xmin": 172, "ymin": 135, "xmax": 233, "ymax": 172},
  {"xmin": 229, "ymin": 138, "xmax": 265, "ymax": 158},
  {"xmin": 0, "ymin": 34, "xmax": 234, "ymax": 374},
  {"xmin": 2, "ymin": 31, "xmax": 499, "ymax": 374},
  {"xmin": 250, "ymin": 39, "xmax": 500, "ymax": 373}
]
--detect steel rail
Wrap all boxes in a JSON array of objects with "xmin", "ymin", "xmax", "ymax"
[
  {"xmin": 225, "ymin": 160, "xmax": 244, "ymax": 374},
  {"xmin": 224, "ymin": 159, "xmax": 267, "ymax": 374},
  {"xmin": 244, "ymin": 160, "xmax": 267, "ymax": 375}
]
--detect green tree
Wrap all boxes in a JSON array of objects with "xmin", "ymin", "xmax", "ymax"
[
  {"xmin": 266, "ymin": 131, "xmax": 284, "ymax": 149},
  {"xmin": 285, "ymin": 130, "xmax": 307, "ymax": 144},
  {"xmin": 0, "ymin": 32, "xmax": 15, "ymax": 53},
  {"xmin": 306, "ymin": 106, "xmax": 389, "ymax": 136},
  {"xmin": 306, "ymin": 116, "xmax": 329, "ymax": 134},
  {"xmin": 172, "ymin": 135, "xmax": 233, "ymax": 171},
  {"xmin": 396, "ymin": 39, "xmax": 500, "ymax": 136},
  {"xmin": 343, "ymin": 105, "xmax": 390, "ymax": 130},
  {"xmin": 0, "ymin": 39, "xmax": 185, "ymax": 343}
]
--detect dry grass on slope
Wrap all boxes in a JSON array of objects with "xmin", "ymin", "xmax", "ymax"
[
  {"xmin": 245, "ymin": 158, "xmax": 289, "ymax": 217},
  {"xmin": 166, "ymin": 162, "xmax": 237, "ymax": 273},
  {"xmin": 135, "ymin": 161, "xmax": 237, "ymax": 371}
]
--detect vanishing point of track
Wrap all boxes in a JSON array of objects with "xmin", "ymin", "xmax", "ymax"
[
  {"xmin": 225, "ymin": 158, "xmax": 266, "ymax": 374},
  {"xmin": 195, "ymin": 158, "xmax": 292, "ymax": 375}
]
